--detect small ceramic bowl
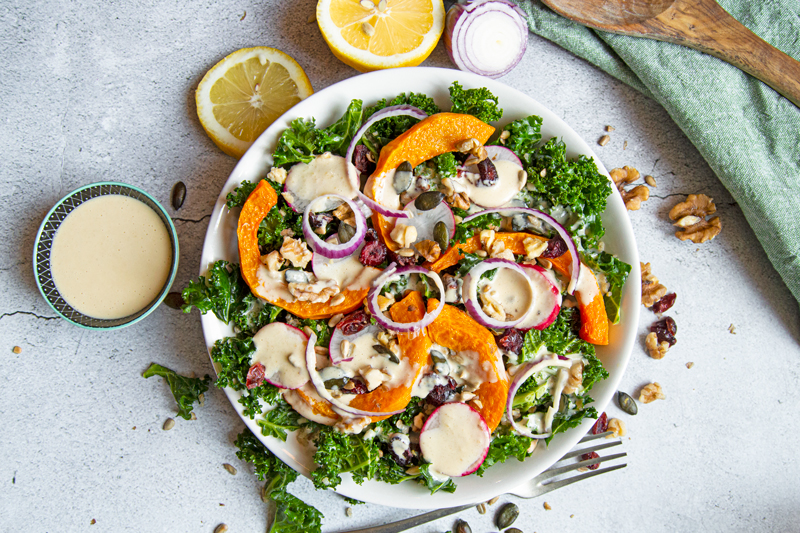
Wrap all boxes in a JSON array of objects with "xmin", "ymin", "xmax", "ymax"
[{"xmin": 33, "ymin": 182, "xmax": 180, "ymax": 330}]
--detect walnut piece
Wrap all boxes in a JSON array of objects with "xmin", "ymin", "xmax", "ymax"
[
  {"xmin": 332, "ymin": 202, "xmax": 356, "ymax": 227},
  {"xmin": 641, "ymin": 262, "xmax": 667, "ymax": 308},
  {"xmin": 645, "ymin": 332, "xmax": 669, "ymax": 359},
  {"xmin": 609, "ymin": 165, "xmax": 640, "ymax": 186},
  {"xmin": 562, "ymin": 362, "xmax": 584, "ymax": 395},
  {"xmin": 638, "ymin": 382, "xmax": 665, "ymax": 404},
  {"xmin": 523, "ymin": 237, "xmax": 548, "ymax": 260},
  {"xmin": 669, "ymin": 194, "xmax": 721, "ymax": 243},
  {"xmin": 288, "ymin": 279, "xmax": 338, "ymax": 303},
  {"xmin": 609, "ymin": 166, "xmax": 650, "ymax": 210},
  {"xmin": 479, "ymin": 229, "xmax": 496, "ymax": 251},
  {"xmin": 479, "ymin": 286, "xmax": 506, "ymax": 321},
  {"xmin": 447, "ymin": 191, "xmax": 470, "ymax": 211},
  {"xmin": 280, "ymin": 237, "xmax": 312, "ymax": 268},
  {"xmin": 457, "ymin": 137, "xmax": 487, "ymax": 166},
  {"xmin": 607, "ymin": 418, "xmax": 627, "ymax": 438},
  {"xmin": 415, "ymin": 239, "xmax": 441, "ymax": 262}
]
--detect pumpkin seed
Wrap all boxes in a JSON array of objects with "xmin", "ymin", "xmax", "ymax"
[
  {"xmin": 338, "ymin": 222, "xmax": 356, "ymax": 243},
  {"xmin": 373, "ymin": 344, "xmax": 400, "ymax": 364},
  {"xmin": 496, "ymin": 503, "xmax": 519, "ymax": 529},
  {"xmin": 454, "ymin": 519, "xmax": 472, "ymax": 533},
  {"xmin": 324, "ymin": 377, "xmax": 350, "ymax": 390},
  {"xmin": 393, "ymin": 161, "xmax": 414, "ymax": 193},
  {"xmin": 163, "ymin": 292, "xmax": 185, "ymax": 310},
  {"xmin": 414, "ymin": 191, "xmax": 444, "ymax": 211},
  {"xmin": 433, "ymin": 220, "xmax": 449, "ymax": 251},
  {"xmin": 171, "ymin": 181, "xmax": 186, "ymax": 210},
  {"xmin": 506, "ymin": 529, "xmax": 523, "ymax": 533},
  {"xmin": 223, "ymin": 463, "xmax": 237, "ymax": 475},
  {"xmin": 618, "ymin": 390, "xmax": 638, "ymax": 415}
]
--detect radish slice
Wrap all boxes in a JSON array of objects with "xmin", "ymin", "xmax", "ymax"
[
  {"xmin": 328, "ymin": 324, "xmax": 381, "ymax": 365},
  {"xmin": 445, "ymin": 0, "xmax": 529, "ymax": 79},
  {"xmin": 462, "ymin": 207, "xmax": 581, "ymax": 294},
  {"xmin": 419, "ymin": 402, "xmax": 491, "ymax": 477},
  {"xmin": 367, "ymin": 266, "xmax": 445, "ymax": 333},
  {"xmin": 302, "ymin": 194, "xmax": 366, "ymax": 259},
  {"xmin": 484, "ymin": 145, "xmax": 522, "ymax": 167},
  {"xmin": 283, "ymin": 153, "xmax": 359, "ymax": 213},
  {"xmin": 251, "ymin": 323, "xmax": 310, "ymax": 390},
  {"xmin": 304, "ymin": 331, "xmax": 406, "ymax": 418},
  {"xmin": 506, "ymin": 355, "xmax": 573, "ymax": 439},
  {"xmin": 398, "ymin": 200, "xmax": 456, "ymax": 247},
  {"xmin": 462, "ymin": 258, "xmax": 535, "ymax": 330},
  {"xmin": 516, "ymin": 263, "xmax": 562, "ymax": 331},
  {"xmin": 345, "ymin": 105, "xmax": 429, "ymax": 169}
]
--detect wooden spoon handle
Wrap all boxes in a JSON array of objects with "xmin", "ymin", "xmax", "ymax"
[{"xmin": 636, "ymin": 0, "xmax": 800, "ymax": 107}]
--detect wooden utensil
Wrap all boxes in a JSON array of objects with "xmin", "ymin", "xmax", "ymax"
[{"xmin": 539, "ymin": 0, "xmax": 800, "ymax": 107}]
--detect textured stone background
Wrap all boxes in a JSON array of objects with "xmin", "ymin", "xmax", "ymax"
[{"xmin": 1, "ymin": 1, "xmax": 799, "ymax": 531}]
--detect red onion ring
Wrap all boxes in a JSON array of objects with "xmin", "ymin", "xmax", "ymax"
[
  {"xmin": 345, "ymin": 105, "xmax": 429, "ymax": 169},
  {"xmin": 302, "ymin": 194, "xmax": 366, "ymax": 259},
  {"xmin": 367, "ymin": 266, "xmax": 445, "ymax": 333},
  {"xmin": 462, "ymin": 207, "xmax": 581, "ymax": 294},
  {"xmin": 462, "ymin": 258, "xmax": 535, "ymax": 330},
  {"xmin": 506, "ymin": 355, "xmax": 573, "ymax": 439},
  {"xmin": 357, "ymin": 191, "xmax": 411, "ymax": 219},
  {"xmin": 304, "ymin": 331, "xmax": 406, "ymax": 418}
]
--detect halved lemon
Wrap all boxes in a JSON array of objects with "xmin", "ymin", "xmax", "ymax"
[
  {"xmin": 196, "ymin": 47, "xmax": 314, "ymax": 158},
  {"xmin": 316, "ymin": 0, "xmax": 445, "ymax": 72}
]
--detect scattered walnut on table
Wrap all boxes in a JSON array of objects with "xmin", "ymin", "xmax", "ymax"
[
  {"xmin": 638, "ymin": 382, "xmax": 666, "ymax": 404},
  {"xmin": 609, "ymin": 166, "xmax": 650, "ymax": 210},
  {"xmin": 641, "ymin": 262, "xmax": 668, "ymax": 308},
  {"xmin": 645, "ymin": 331, "xmax": 670, "ymax": 359},
  {"xmin": 669, "ymin": 194, "xmax": 721, "ymax": 243},
  {"xmin": 607, "ymin": 417, "xmax": 627, "ymax": 438}
]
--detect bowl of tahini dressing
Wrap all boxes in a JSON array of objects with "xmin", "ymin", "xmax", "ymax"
[{"xmin": 34, "ymin": 182, "xmax": 179, "ymax": 329}]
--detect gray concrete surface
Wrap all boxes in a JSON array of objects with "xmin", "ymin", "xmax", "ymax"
[{"xmin": 1, "ymin": 1, "xmax": 799, "ymax": 531}]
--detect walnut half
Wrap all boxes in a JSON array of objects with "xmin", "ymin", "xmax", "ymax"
[
  {"xmin": 641, "ymin": 262, "xmax": 667, "ymax": 308},
  {"xmin": 610, "ymin": 166, "xmax": 650, "ymax": 211},
  {"xmin": 669, "ymin": 194, "xmax": 721, "ymax": 243}
]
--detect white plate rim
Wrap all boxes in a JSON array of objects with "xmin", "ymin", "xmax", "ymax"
[{"xmin": 198, "ymin": 66, "xmax": 641, "ymax": 509}]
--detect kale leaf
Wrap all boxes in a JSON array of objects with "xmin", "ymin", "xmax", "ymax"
[
  {"xmin": 234, "ymin": 294, "xmax": 283, "ymax": 336},
  {"xmin": 239, "ymin": 383, "xmax": 282, "ymax": 418},
  {"xmin": 449, "ymin": 81, "xmax": 503, "ymax": 123},
  {"xmin": 452, "ymin": 211, "xmax": 503, "ymax": 243},
  {"xmin": 432, "ymin": 152, "xmax": 457, "ymax": 180},
  {"xmin": 520, "ymin": 307, "xmax": 592, "ymax": 363},
  {"xmin": 311, "ymin": 428, "xmax": 381, "ymax": 489},
  {"xmin": 418, "ymin": 463, "xmax": 457, "ymax": 494},
  {"xmin": 181, "ymin": 260, "xmax": 250, "ymax": 324},
  {"xmin": 476, "ymin": 433, "xmax": 531, "ymax": 476},
  {"xmin": 257, "ymin": 401, "xmax": 302, "ymax": 441},
  {"xmin": 315, "ymin": 99, "xmax": 364, "ymax": 157},
  {"xmin": 258, "ymin": 206, "xmax": 303, "ymax": 254},
  {"xmin": 226, "ymin": 180, "xmax": 259, "ymax": 209},
  {"xmin": 361, "ymin": 92, "xmax": 440, "ymax": 155},
  {"xmin": 584, "ymin": 251, "xmax": 632, "ymax": 324},
  {"xmin": 209, "ymin": 335, "xmax": 256, "ymax": 390},
  {"xmin": 293, "ymin": 317, "xmax": 332, "ymax": 347},
  {"xmin": 272, "ymin": 117, "xmax": 319, "ymax": 167},
  {"xmin": 492, "ymin": 115, "xmax": 543, "ymax": 167},
  {"xmin": 142, "ymin": 363, "xmax": 211, "ymax": 420},
  {"xmin": 454, "ymin": 252, "xmax": 484, "ymax": 277}
]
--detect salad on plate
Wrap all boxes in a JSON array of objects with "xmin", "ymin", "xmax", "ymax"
[{"xmin": 184, "ymin": 81, "xmax": 630, "ymax": 525}]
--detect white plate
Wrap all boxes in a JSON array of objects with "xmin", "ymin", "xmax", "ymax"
[{"xmin": 199, "ymin": 66, "xmax": 641, "ymax": 509}]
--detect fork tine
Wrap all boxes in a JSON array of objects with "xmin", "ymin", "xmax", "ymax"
[
  {"xmin": 536, "ymin": 463, "xmax": 627, "ymax": 495},
  {"xmin": 579, "ymin": 431, "xmax": 614, "ymax": 443},
  {"xmin": 538, "ymin": 451, "xmax": 627, "ymax": 479},
  {"xmin": 557, "ymin": 439, "xmax": 623, "ymax": 461}
]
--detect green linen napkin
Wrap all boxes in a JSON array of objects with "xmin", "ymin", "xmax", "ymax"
[{"xmin": 518, "ymin": 0, "xmax": 800, "ymax": 304}]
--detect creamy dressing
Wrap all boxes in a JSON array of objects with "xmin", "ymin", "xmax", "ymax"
[
  {"xmin": 574, "ymin": 262, "xmax": 600, "ymax": 301},
  {"xmin": 481, "ymin": 268, "xmax": 534, "ymax": 320},
  {"xmin": 50, "ymin": 195, "xmax": 172, "ymax": 319},
  {"xmin": 284, "ymin": 153, "xmax": 359, "ymax": 212},
  {"xmin": 515, "ymin": 265, "xmax": 562, "ymax": 330},
  {"xmin": 419, "ymin": 403, "xmax": 490, "ymax": 477},
  {"xmin": 314, "ymin": 240, "xmax": 381, "ymax": 291},
  {"xmin": 252, "ymin": 323, "xmax": 310, "ymax": 389},
  {"xmin": 451, "ymin": 160, "xmax": 527, "ymax": 208},
  {"xmin": 334, "ymin": 330, "xmax": 415, "ymax": 394},
  {"xmin": 283, "ymin": 383, "xmax": 338, "ymax": 425}
]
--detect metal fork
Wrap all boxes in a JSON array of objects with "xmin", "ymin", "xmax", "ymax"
[{"xmin": 334, "ymin": 432, "xmax": 626, "ymax": 533}]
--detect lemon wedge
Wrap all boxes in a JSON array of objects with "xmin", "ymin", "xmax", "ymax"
[
  {"xmin": 196, "ymin": 47, "xmax": 313, "ymax": 158},
  {"xmin": 316, "ymin": 0, "xmax": 445, "ymax": 72}
]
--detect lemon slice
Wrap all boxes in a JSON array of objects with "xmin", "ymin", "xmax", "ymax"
[
  {"xmin": 316, "ymin": 0, "xmax": 445, "ymax": 72},
  {"xmin": 196, "ymin": 47, "xmax": 313, "ymax": 158}
]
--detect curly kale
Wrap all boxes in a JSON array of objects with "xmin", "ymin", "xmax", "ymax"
[
  {"xmin": 491, "ymin": 115, "xmax": 543, "ymax": 167},
  {"xmin": 584, "ymin": 251, "xmax": 632, "ymax": 324},
  {"xmin": 419, "ymin": 463, "xmax": 457, "ymax": 494},
  {"xmin": 226, "ymin": 180, "xmax": 259, "ymax": 208},
  {"xmin": 257, "ymin": 401, "xmax": 302, "ymax": 441},
  {"xmin": 258, "ymin": 205, "xmax": 303, "ymax": 254},
  {"xmin": 361, "ymin": 92, "xmax": 440, "ymax": 156},
  {"xmin": 209, "ymin": 335, "xmax": 255, "ymax": 390},
  {"xmin": 449, "ymin": 81, "xmax": 503, "ymax": 123},
  {"xmin": 272, "ymin": 117, "xmax": 319, "ymax": 167},
  {"xmin": 312, "ymin": 428, "xmax": 381, "ymax": 489},
  {"xmin": 142, "ymin": 363, "xmax": 211, "ymax": 420},
  {"xmin": 452, "ymin": 211, "xmax": 503, "ymax": 243},
  {"xmin": 181, "ymin": 260, "xmax": 251, "ymax": 324},
  {"xmin": 476, "ymin": 433, "xmax": 532, "ymax": 476},
  {"xmin": 432, "ymin": 152, "xmax": 458, "ymax": 180}
]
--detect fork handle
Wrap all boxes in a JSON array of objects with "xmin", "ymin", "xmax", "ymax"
[{"xmin": 331, "ymin": 504, "xmax": 474, "ymax": 533}]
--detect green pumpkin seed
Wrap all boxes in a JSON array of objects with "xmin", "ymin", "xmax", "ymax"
[
  {"xmin": 163, "ymin": 292, "xmax": 185, "ymax": 310},
  {"xmin": 454, "ymin": 519, "xmax": 472, "ymax": 533},
  {"xmin": 430, "ymin": 350, "xmax": 447, "ymax": 364},
  {"xmin": 393, "ymin": 161, "xmax": 414, "ymax": 193},
  {"xmin": 373, "ymin": 344, "xmax": 399, "ymax": 364},
  {"xmin": 506, "ymin": 529, "xmax": 523, "ymax": 533},
  {"xmin": 496, "ymin": 503, "xmax": 519, "ymax": 529},
  {"xmin": 414, "ymin": 191, "xmax": 444, "ymax": 211},
  {"xmin": 171, "ymin": 181, "xmax": 186, "ymax": 210},
  {"xmin": 324, "ymin": 377, "xmax": 349, "ymax": 390},
  {"xmin": 433, "ymin": 220, "xmax": 449, "ymax": 251},
  {"xmin": 338, "ymin": 222, "xmax": 356, "ymax": 243},
  {"xmin": 618, "ymin": 391, "xmax": 638, "ymax": 415}
]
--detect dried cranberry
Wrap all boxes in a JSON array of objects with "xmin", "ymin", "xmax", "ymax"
[
  {"xmin": 309, "ymin": 212, "xmax": 333, "ymax": 232},
  {"xmin": 652, "ymin": 293, "xmax": 677, "ymax": 314},
  {"xmin": 540, "ymin": 236, "xmax": 568, "ymax": 258},
  {"xmin": 364, "ymin": 228, "xmax": 379, "ymax": 242},
  {"xmin": 581, "ymin": 451, "xmax": 601, "ymax": 470},
  {"xmin": 352, "ymin": 145, "xmax": 375, "ymax": 175},
  {"xmin": 359, "ymin": 240, "xmax": 387, "ymax": 267},
  {"xmin": 385, "ymin": 434, "xmax": 415, "ymax": 467},
  {"xmin": 245, "ymin": 363, "xmax": 265, "ymax": 389},
  {"xmin": 591, "ymin": 412, "xmax": 608, "ymax": 434},
  {"xmin": 476, "ymin": 158, "xmax": 499, "ymax": 187},
  {"xmin": 336, "ymin": 310, "xmax": 370, "ymax": 335},
  {"xmin": 495, "ymin": 329, "xmax": 524, "ymax": 355},
  {"xmin": 388, "ymin": 249, "xmax": 417, "ymax": 267},
  {"xmin": 650, "ymin": 316, "xmax": 677, "ymax": 346},
  {"xmin": 426, "ymin": 375, "xmax": 457, "ymax": 406},
  {"xmin": 344, "ymin": 378, "xmax": 369, "ymax": 395}
]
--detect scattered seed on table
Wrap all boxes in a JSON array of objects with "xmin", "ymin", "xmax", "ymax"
[
  {"xmin": 163, "ymin": 418, "xmax": 175, "ymax": 431},
  {"xmin": 598, "ymin": 135, "xmax": 610, "ymax": 146},
  {"xmin": 223, "ymin": 463, "xmax": 237, "ymax": 475},
  {"xmin": 543, "ymin": 502, "xmax": 552, "ymax": 510},
  {"xmin": 645, "ymin": 174, "xmax": 657, "ymax": 187},
  {"xmin": 686, "ymin": 362, "xmax": 695, "ymax": 369},
  {"xmin": 12, "ymin": 346, "xmax": 21, "ymax": 354},
  {"xmin": 507, "ymin": 529, "xmax": 523, "ymax": 533},
  {"xmin": 476, "ymin": 502, "xmax": 487, "ymax": 514},
  {"xmin": 307, "ymin": 13, "xmax": 316, "ymax": 23},
  {"xmin": 496, "ymin": 503, "xmax": 519, "ymax": 529},
  {"xmin": 346, "ymin": 507, "xmax": 353, "ymax": 517},
  {"xmin": 171, "ymin": 181, "xmax": 186, "ymax": 210},
  {"xmin": 617, "ymin": 391, "xmax": 638, "ymax": 415},
  {"xmin": 214, "ymin": 525, "xmax": 228, "ymax": 533},
  {"xmin": 90, "ymin": 519, "xmax": 96, "ymax": 525},
  {"xmin": 240, "ymin": 10, "xmax": 246, "ymax": 20},
  {"xmin": 605, "ymin": 125, "xmax": 615, "ymax": 132},
  {"xmin": 455, "ymin": 519, "xmax": 472, "ymax": 533},
  {"xmin": 189, "ymin": 412, "xmax": 196, "ymax": 421},
  {"xmin": 623, "ymin": 140, "xmax": 628, "ymax": 150},
  {"xmin": 488, "ymin": 496, "xmax": 500, "ymax": 505},
  {"xmin": 198, "ymin": 393, "xmax": 205, "ymax": 406}
]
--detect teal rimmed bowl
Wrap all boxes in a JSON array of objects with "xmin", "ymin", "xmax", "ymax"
[{"xmin": 33, "ymin": 182, "xmax": 180, "ymax": 330}]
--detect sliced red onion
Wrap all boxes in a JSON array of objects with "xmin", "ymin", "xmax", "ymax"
[
  {"xmin": 304, "ymin": 331, "xmax": 406, "ymax": 418},
  {"xmin": 345, "ymin": 105, "xmax": 429, "ymax": 169},
  {"xmin": 328, "ymin": 324, "xmax": 381, "ymax": 365},
  {"xmin": 515, "ymin": 263, "xmax": 562, "ymax": 331},
  {"xmin": 367, "ymin": 266, "xmax": 445, "ymax": 333},
  {"xmin": 445, "ymin": 0, "xmax": 528, "ymax": 79},
  {"xmin": 357, "ymin": 191, "xmax": 410, "ymax": 219},
  {"xmin": 302, "ymin": 194, "xmax": 366, "ymax": 259},
  {"xmin": 485, "ymin": 145, "xmax": 522, "ymax": 167},
  {"xmin": 462, "ymin": 258, "xmax": 535, "ymax": 330},
  {"xmin": 506, "ymin": 355, "xmax": 573, "ymax": 439},
  {"xmin": 462, "ymin": 207, "xmax": 581, "ymax": 294}
]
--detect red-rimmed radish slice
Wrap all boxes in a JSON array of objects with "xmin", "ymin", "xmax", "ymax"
[
  {"xmin": 251, "ymin": 322, "xmax": 310, "ymax": 390},
  {"xmin": 302, "ymin": 194, "xmax": 366, "ymax": 259},
  {"xmin": 305, "ymin": 331, "xmax": 406, "ymax": 419},
  {"xmin": 419, "ymin": 402, "xmax": 491, "ymax": 477},
  {"xmin": 506, "ymin": 355, "xmax": 573, "ymax": 438},
  {"xmin": 516, "ymin": 263, "xmax": 562, "ymax": 331},
  {"xmin": 484, "ymin": 145, "xmax": 522, "ymax": 166},
  {"xmin": 283, "ymin": 153, "xmax": 359, "ymax": 213},
  {"xmin": 398, "ymin": 200, "xmax": 455, "ymax": 246},
  {"xmin": 462, "ymin": 258, "xmax": 535, "ymax": 330},
  {"xmin": 367, "ymin": 266, "xmax": 445, "ymax": 333},
  {"xmin": 345, "ymin": 105, "xmax": 429, "ymax": 169},
  {"xmin": 462, "ymin": 207, "xmax": 581, "ymax": 294},
  {"xmin": 328, "ymin": 324, "xmax": 381, "ymax": 365}
]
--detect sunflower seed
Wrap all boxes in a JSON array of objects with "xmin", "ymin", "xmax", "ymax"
[
  {"xmin": 223, "ymin": 463, "xmax": 237, "ymax": 475},
  {"xmin": 454, "ymin": 519, "xmax": 472, "ymax": 533},
  {"xmin": 476, "ymin": 503, "xmax": 487, "ymax": 514},
  {"xmin": 617, "ymin": 391, "xmax": 638, "ymax": 415},
  {"xmin": 645, "ymin": 174, "xmax": 657, "ymax": 187},
  {"xmin": 488, "ymin": 496, "xmax": 500, "ymax": 505},
  {"xmin": 346, "ymin": 507, "xmax": 353, "ymax": 517},
  {"xmin": 598, "ymin": 135, "xmax": 610, "ymax": 146},
  {"xmin": 415, "ymin": 191, "xmax": 444, "ymax": 211},
  {"xmin": 163, "ymin": 418, "xmax": 175, "ymax": 431},
  {"xmin": 496, "ymin": 502, "xmax": 519, "ymax": 528},
  {"xmin": 171, "ymin": 181, "xmax": 186, "ymax": 210},
  {"xmin": 605, "ymin": 125, "xmax": 615, "ymax": 132},
  {"xmin": 163, "ymin": 292, "xmax": 185, "ymax": 310},
  {"xmin": 214, "ymin": 525, "xmax": 228, "ymax": 533}
]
